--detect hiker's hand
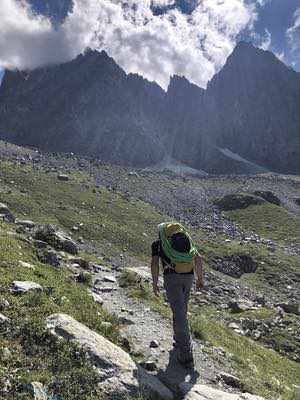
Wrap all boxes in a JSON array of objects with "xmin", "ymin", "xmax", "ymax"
[
  {"xmin": 195, "ymin": 278, "xmax": 204, "ymax": 291},
  {"xmin": 153, "ymin": 283, "xmax": 160, "ymax": 297}
]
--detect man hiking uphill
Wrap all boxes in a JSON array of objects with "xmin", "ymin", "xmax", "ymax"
[{"xmin": 151, "ymin": 222, "xmax": 204, "ymax": 368}]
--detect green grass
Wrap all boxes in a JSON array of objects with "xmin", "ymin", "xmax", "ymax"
[
  {"xmin": 0, "ymin": 161, "xmax": 164, "ymax": 260},
  {"xmin": 225, "ymin": 203, "xmax": 300, "ymax": 246},
  {"xmin": 191, "ymin": 309, "xmax": 300, "ymax": 400},
  {"xmin": 0, "ymin": 221, "xmax": 120, "ymax": 399}
]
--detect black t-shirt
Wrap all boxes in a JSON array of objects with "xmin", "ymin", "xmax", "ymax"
[{"xmin": 151, "ymin": 239, "xmax": 194, "ymax": 275}]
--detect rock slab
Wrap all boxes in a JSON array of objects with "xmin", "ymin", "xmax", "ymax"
[
  {"xmin": 45, "ymin": 313, "xmax": 173, "ymax": 400},
  {"xmin": 181, "ymin": 384, "xmax": 264, "ymax": 400},
  {"xmin": 11, "ymin": 281, "xmax": 43, "ymax": 293}
]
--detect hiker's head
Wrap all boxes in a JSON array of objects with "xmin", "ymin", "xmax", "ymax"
[{"xmin": 170, "ymin": 232, "xmax": 191, "ymax": 253}]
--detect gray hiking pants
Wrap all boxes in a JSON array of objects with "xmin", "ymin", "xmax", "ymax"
[{"xmin": 164, "ymin": 273, "xmax": 194, "ymax": 361}]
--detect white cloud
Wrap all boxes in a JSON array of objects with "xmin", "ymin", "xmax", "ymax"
[
  {"xmin": 259, "ymin": 28, "xmax": 271, "ymax": 50},
  {"xmin": 0, "ymin": 0, "xmax": 259, "ymax": 90},
  {"xmin": 287, "ymin": 8, "xmax": 300, "ymax": 58},
  {"xmin": 275, "ymin": 51, "xmax": 285, "ymax": 62},
  {"xmin": 151, "ymin": 0, "xmax": 175, "ymax": 6}
]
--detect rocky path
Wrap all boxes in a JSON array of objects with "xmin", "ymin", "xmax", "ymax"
[{"xmin": 90, "ymin": 264, "xmax": 227, "ymax": 397}]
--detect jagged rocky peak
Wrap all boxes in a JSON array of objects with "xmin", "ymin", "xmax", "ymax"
[
  {"xmin": 168, "ymin": 74, "xmax": 204, "ymax": 93},
  {"xmin": 209, "ymin": 41, "xmax": 300, "ymax": 90},
  {"xmin": 0, "ymin": 42, "xmax": 299, "ymax": 174}
]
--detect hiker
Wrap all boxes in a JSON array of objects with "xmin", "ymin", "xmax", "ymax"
[{"xmin": 151, "ymin": 222, "xmax": 204, "ymax": 367}]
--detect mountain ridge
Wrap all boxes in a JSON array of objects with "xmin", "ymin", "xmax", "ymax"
[{"xmin": 0, "ymin": 42, "xmax": 299, "ymax": 174}]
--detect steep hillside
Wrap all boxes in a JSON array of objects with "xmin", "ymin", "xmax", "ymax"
[{"xmin": 0, "ymin": 142, "xmax": 299, "ymax": 399}]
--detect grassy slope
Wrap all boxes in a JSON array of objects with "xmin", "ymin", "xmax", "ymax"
[
  {"xmin": 1, "ymin": 160, "xmax": 300, "ymax": 399},
  {"xmin": 0, "ymin": 222, "xmax": 119, "ymax": 400},
  {"xmin": 0, "ymin": 161, "xmax": 163, "ymax": 260},
  {"xmin": 225, "ymin": 203, "xmax": 300, "ymax": 246}
]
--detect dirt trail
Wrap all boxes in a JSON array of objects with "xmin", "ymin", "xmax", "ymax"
[{"xmin": 91, "ymin": 264, "xmax": 223, "ymax": 397}]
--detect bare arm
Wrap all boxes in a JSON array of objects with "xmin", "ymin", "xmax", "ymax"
[
  {"xmin": 194, "ymin": 254, "xmax": 204, "ymax": 290},
  {"xmin": 151, "ymin": 255, "xmax": 160, "ymax": 296}
]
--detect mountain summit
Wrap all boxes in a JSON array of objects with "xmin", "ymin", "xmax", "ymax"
[{"xmin": 0, "ymin": 42, "xmax": 299, "ymax": 174}]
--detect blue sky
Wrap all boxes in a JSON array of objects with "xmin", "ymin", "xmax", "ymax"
[
  {"xmin": 252, "ymin": 0, "xmax": 300, "ymax": 70},
  {"xmin": 0, "ymin": 0, "xmax": 299, "ymax": 89}
]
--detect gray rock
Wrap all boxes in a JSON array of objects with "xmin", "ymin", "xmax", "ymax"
[
  {"xmin": 34, "ymin": 225, "xmax": 78, "ymax": 255},
  {"xmin": 16, "ymin": 219, "xmax": 35, "ymax": 229},
  {"xmin": 180, "ymin": 383, "xmax": 264, "ymax": 399},
  {"xmin": 57, "ymin": 174, "xmax": 70, "ymax": 181},
  {"xmin": 0, "ymin": 299, "xmax": 10, "ymax": 310},
  {"xmin": 0, "ymin": 203, "xmax": 15, "ymax": 223},
  {"xmin": 11, "ymin": 281, "xmax": 43, "ymax": 293},
  {"xmin": 94, "ymin": 286, "xmax": 117, "ymax": 293},
  {"xmin": 69, "ymin": 257, "xmax": 90, "ymax": 270},
  {"xmin": 29, "ymin": 382, "xmax": 48, "ymax": 400},
  {"xmin": 217, "ymin": 372, "xmax": 244, "ymax": 389},
  {"xmin": 37, "ymin": 249, "xmax": 60, "ymax": 267},
  {"xmin": 228, "ymin": 300, "xmax": 254, "ymax": 313},
  {"xmin": 150, "ymin": 340, "xmax": 159, "ymax": 348},
  {"xmin": 0, "ymin": 313, "xmax": 10, "ymax": 324},
  {"xmin": 19, "ymin": 260, "xmax": 36, "ymax": 270},
  {"xmin": 103, "ymin": 275, "xmax": 117, "ymax": 283},
  {"xmin": 90, "ymin": 291, "xmax": 104, "ymax": 305},
  {"xmin": 45, "ymin": 314, "xmax": 173, "ymax": 400}
]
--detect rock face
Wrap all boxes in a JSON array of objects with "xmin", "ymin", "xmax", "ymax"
[
  {"xmin": 180, "ymin": 384, "xmax": 264, "ymax": 400},
  {"xmin": 45, "ymin": 313, "xmax": 173, "ymax": 400},
  {"xmin": 0, "ymin": 42, "xmax": 299, "ymax": 174},
  {"xmin": 34, "ymin": 225, "xmax": 78, "ymax": 255},
  {"xmin": 0, "ymin": 50, "xmax": 165, "ymax": 168}
]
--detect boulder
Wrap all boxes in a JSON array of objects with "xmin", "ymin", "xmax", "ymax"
[
  {"xmin": 214, "ymin": 193, "xmax": 265, "ymax": 211},
  {"xmin": 11, "ymin": 281, "xmax": 43, "ymax": 293},
  {"xmin": 228, "ymin": 300, "xmax": 254, "ymax": 313},
  {"xmin": 57, "ymin": 174, "xmax": 70, "ymax": 181},
  {"xmin": 16, "ymin": 220, "xmax": 36, "ymax": 229},
  {"xmin": 180, "ymin": 383, "xmax": 264, "ymax": 399},
  {"xmin": 34, "ymin": 225, "xmax": 78, "ymax": 255},
  {"xmin": 0, "ymin": 313, "xmax": 10, "ymax": 324},
  {"xmin": 253, "ymin": 191, "xmax": 281, "ymax": 206},
  {"xmin": 45, "ymin": 314, "xmax": 173, "ymax": 400},
  {"xmin": 37, "ymin": 249, "xmax": 60, "ymax": 267},
  {"xmin": 0, "ymin": 203, "xmax": 15, "ymax": 223},
  {"xmin": 28, "ymin": 382, "xmax": 48, "ymax": 400},
  {"xmin": 18, "ymin": 261, "xmax": 36, "ymax": 270},
  {"xmin": 217, "ymin": 372, "xmax": 244, "ymax": 389},
  {"xmin": 68, "ymin": 257, "xmax": 90, "ymax": 270}
]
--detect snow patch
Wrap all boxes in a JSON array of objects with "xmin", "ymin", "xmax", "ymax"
[
  {"xmin": 218, "ymin": 147, "xmax": 269, "ymax": 172},
  {"xmin": 145, "ymin": 156, "xmax": 208, "ymax": 176}
]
